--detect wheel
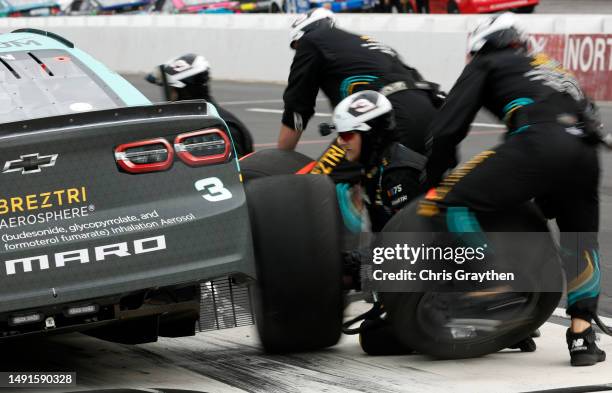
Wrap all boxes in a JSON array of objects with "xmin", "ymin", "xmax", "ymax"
[
  {"xmin": 239, "ymin": 148, "xmax": 314, "ymax": 181},
  {"xmin": 514, "ymin": 5, "xmax": 535, "ymax": 13},
  {"xmin": 269, "ymin": 1, "xmax": 281, "ymax": 12},
  {"xmin": 215, "ymin": 107, "xmax": 254, "ymax": 158},
  {"xmin": 447, "ymin": 0, "xmax": 459, "ymax": 13},
  {"xmin": 379, "ymin": 200, "xmax": 563, "ymax": 359},
  {"xmin": 245, "ymin": 175, "xmax": 344, "ymax": 353}
]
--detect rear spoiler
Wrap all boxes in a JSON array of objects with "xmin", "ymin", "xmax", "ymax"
[{"xmin": 0, "ymin": 100, "xmax": 215, "ymax": 139}]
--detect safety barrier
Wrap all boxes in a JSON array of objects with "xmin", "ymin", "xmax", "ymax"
[{"xmin": 2, "ymin": 14, "xmax": 612, "ymax": 98}]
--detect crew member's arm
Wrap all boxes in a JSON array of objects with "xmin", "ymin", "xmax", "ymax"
[
  {"xmin": 279, "ymin": 38, "xmax": 323, "ymax": 150},
  {"xmin": 426, "ymin": 57, "xmax": 488, "ymax": 186}
]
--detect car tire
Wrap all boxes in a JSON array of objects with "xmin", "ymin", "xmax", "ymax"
[
  {"xmin": 514, "ymin": 5, "xmax": 535, "ymax": 13},
  {"xmin": 270, "ymin": 2, "xmax": 281, "ymax": 12},
  {"xmin": 379, "ymin": 200, "xmax": 562, "ymax": 359},
  {"xmin": 245, "ymin": 175, "xmax": 344, "ymax": 353},
  {"xmin": 447, "ymin": 0, "xmax": 459, "ymax": 13},
  {"xmin": 239, "ymin": 148, "xmax": 314, "ymax": 181}
]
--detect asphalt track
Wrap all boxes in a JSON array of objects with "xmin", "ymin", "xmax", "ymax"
[
  {"xmin": 537, "ymin": 0, "xmax": 612, "ymax": 14},
  {"xmin": 1, "ymin": 302, "xmax": 611, "ymax": 393}
]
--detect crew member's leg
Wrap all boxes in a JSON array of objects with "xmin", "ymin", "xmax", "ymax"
[{"xmin": 544, "ymin": 145, "xmax": 604, "ymax": 366}]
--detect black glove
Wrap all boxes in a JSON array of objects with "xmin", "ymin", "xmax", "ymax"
[{"xmin": 579, "ymin": 99, "xmax": 612, "ymax": 149}]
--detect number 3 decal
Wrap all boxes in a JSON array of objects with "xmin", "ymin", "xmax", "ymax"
[{"xmin": 195, "ymin": 177, "xmax": 232, "ymax": 202}]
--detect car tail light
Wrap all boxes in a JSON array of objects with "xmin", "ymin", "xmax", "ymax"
[
  {"xmin": 114, "ymin": 138, "xmax": 174, "ymax": 173},
  {"xmin": 10, "ymin": 312, "xmax": 42, "ymax": 326},
  {"xmin": 174, "ymin": 129, "xmax": 231, "ymax": 166},
  {"xmin": 9, "ymin": 11, "xmax": 22, "ymax": 16}
]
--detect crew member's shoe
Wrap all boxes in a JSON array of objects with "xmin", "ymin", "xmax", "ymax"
[{"xmin": 567, "ymin": 327, "xmax": 606, "ymax": 366}]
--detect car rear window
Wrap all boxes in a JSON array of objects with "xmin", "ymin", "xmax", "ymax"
[
  {"xmin": 8, "ymin": 0, "xmax": 54, "ymax": 6},
  {"xmin": 97, "ymin": 0, "xmax": 141, "ymax": 7},
  {"xmin": 0, "ymin": 49, "xmax": 125, "ymax": 124}
]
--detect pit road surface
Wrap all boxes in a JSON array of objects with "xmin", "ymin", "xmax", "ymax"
[
  {"xmin": 538, "ymin": 0, "xmax": 612, "ymax": 14},
  {"xmin": 2, "ymin": 78, "xmax": 612, "ymax": 393}
]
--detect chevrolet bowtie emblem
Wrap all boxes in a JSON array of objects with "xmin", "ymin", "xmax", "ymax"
[{"xmin": 3, "ymin": 153, "xmax": 58, "ymax": 175}]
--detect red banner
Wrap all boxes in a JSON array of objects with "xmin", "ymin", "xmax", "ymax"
[{"xmin": 530, "ymin": 34, "xmax": 612, "ymax": 101}]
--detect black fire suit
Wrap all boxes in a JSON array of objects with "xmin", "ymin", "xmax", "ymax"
[
  {"xmin": 283, "ymin": 27, "xmax": 440, "ymax": 158},
  {"xmin": 363, "ymin": 142, "xmax": 427, "ymax": 232},
  {"xmin": 424, "ymin": 47, "xmax": 601, "ymax": 321}
]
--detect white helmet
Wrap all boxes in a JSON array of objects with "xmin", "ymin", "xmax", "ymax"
[
  {"xmin": 146, "ymin": 53, "xmax": 210, "ymax": 89},
  {"xmin": 468, "ymin": 12, "xmax": 528, "ymax": 54},
  {"xmin": 333, "ymin": 91, "xmax": 393, "ymax": 133},
  {"xmin": 289, "ymin": 8, "xmax": 336, "ymax": 48}
]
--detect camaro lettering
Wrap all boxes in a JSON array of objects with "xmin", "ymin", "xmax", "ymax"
[{"xmin": 3, "ymin": 235, "xmax": 166, "ymax": 276}]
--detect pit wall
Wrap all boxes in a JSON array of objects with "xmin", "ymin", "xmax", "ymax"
[{"xmin": 2, "ymin": 14, "xmax": 612, "ymax": 99}]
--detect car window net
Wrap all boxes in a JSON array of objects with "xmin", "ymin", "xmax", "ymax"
[{"xmin": 0, "ymin": 49, "xmax": 124, "ymax": 124}]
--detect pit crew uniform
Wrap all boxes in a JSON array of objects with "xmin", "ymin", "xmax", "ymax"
[
  {"xmin": 282, "ymin": 27, "xmax": 442, "ymax": 174},
  {"xmin": 423, "ymin": 47, "xmax": 601, "ymax": 322}
]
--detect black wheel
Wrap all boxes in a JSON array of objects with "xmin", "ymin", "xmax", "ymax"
[
  {"xmin": 245, "ymin": 175, "xmax": 344, "ymax": 353},
  {"xmin": 390, "ymin": 0, "xmax": 409, "ymax": 13},
  {"xmin": 380, "ymin": 200, "xmax": 562, "ymax": 359},
  {"xmin": 269, "ymin": 2, "xmax": 280, "ymax": 12},
  {"xmin": 514, "ymin": 5, "xmax": 535, "ymax": 13},
  {"xmin": 447, "ymin": 0, "xmax": 459, "ymax": 13},
  {"xmin": 239, "ymin": 148, "xmax": 313, "ymax": 181},
  {"xmin": 216, "ymin": 107, "xmax": 254, "ymax": 158}
]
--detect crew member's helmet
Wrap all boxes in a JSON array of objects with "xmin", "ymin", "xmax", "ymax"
[
  {"xmin": 146, "ymin": 53, "xmax": 210, "ymax": 89},
  {"xmin": 468, "ymin": 12, "xmax": 528, "ymax": 54},
  {"xmin": 289, "ymin": 8, "xmax": 336, "ymax": 48},
  {"xmin": 333, "ymin": 90, "xmax": 394, "ymax": 134}
]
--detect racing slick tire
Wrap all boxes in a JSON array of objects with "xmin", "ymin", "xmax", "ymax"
[
  {"xmin": 379, "ymin": 200, "xmax": 562, "ymax": 359},
  {"xmin": 245, "ymin": 175, "xmax": 344, "ymax": 353},
  {"xmin": 239, "ymin": 149, "xmax": 313, "ymax": 181},
  {"xmin": 447, "ymin": 0, "xmax": 459, "ymax": 13},
  {"xmin": 514, "ymin": 5, "xmax": 535, "ymax": 13}
]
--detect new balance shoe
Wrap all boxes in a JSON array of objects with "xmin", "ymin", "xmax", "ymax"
[{"xmin": 567, "ymin": 327, "xmax": 606, "ymax": 366}]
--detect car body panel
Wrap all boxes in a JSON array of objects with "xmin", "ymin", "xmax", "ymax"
[
  {"xmin": 0, "ymin": 32, "xmax": 150, "ymax": 117},
  {"xmin": 0, "ymin": 31, "xmax": 255, "ymax": 338},
  {"xmin": 0, "ymin": 0, "xmax": 60, "ymax": 16},
  {"xmin": 426, "ymin": 0, "xmax": 538, "ymax": 13},
  {"xmin": 310, "ymin": 0, "xmax": 375, "ymax": 12}
]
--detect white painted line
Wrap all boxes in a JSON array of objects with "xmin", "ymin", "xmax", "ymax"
[
  {"xmin": 254, "ymin": 139, "xmax": 331, "ymax": 148},
  {"xmin": 472, "ymin": 122, "xmax": 505, "ymax": 129},
  {"xmin": 220, "ymin": 98, "xmax": 326, "ymax": 106},
  {"xmin": 220, "ymin": 99, "xmax": 285, "ymax": 106},
  {"xmin": 246, "ymin": 108, "xmax": 331, "ymax": 117}
]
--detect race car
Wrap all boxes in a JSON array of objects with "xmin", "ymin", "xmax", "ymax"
[
  {"xmin": 0, "ymin": 0, "xmax": 60, "ymax": 16},
  {"xmin": 309, "ymin": 0, "xmax": 376, "ymax": 13},
  {"xmin": 149, "ymin": 0, "xmax": 238, "ymax": 14},
  {"xmin": 0, "ymin": 29, "xmax": 343, "ymax": 353},
  {"xmin": 66, "ymin": 0, "xmax": 149, "ymax": 14},
  {"xmin": 407, "ymin": 0, "xmax": 538, "ymax": 13},
  {"xmin": 235, "ymin": 0, "xmax": 282, "ymax": 13}
]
